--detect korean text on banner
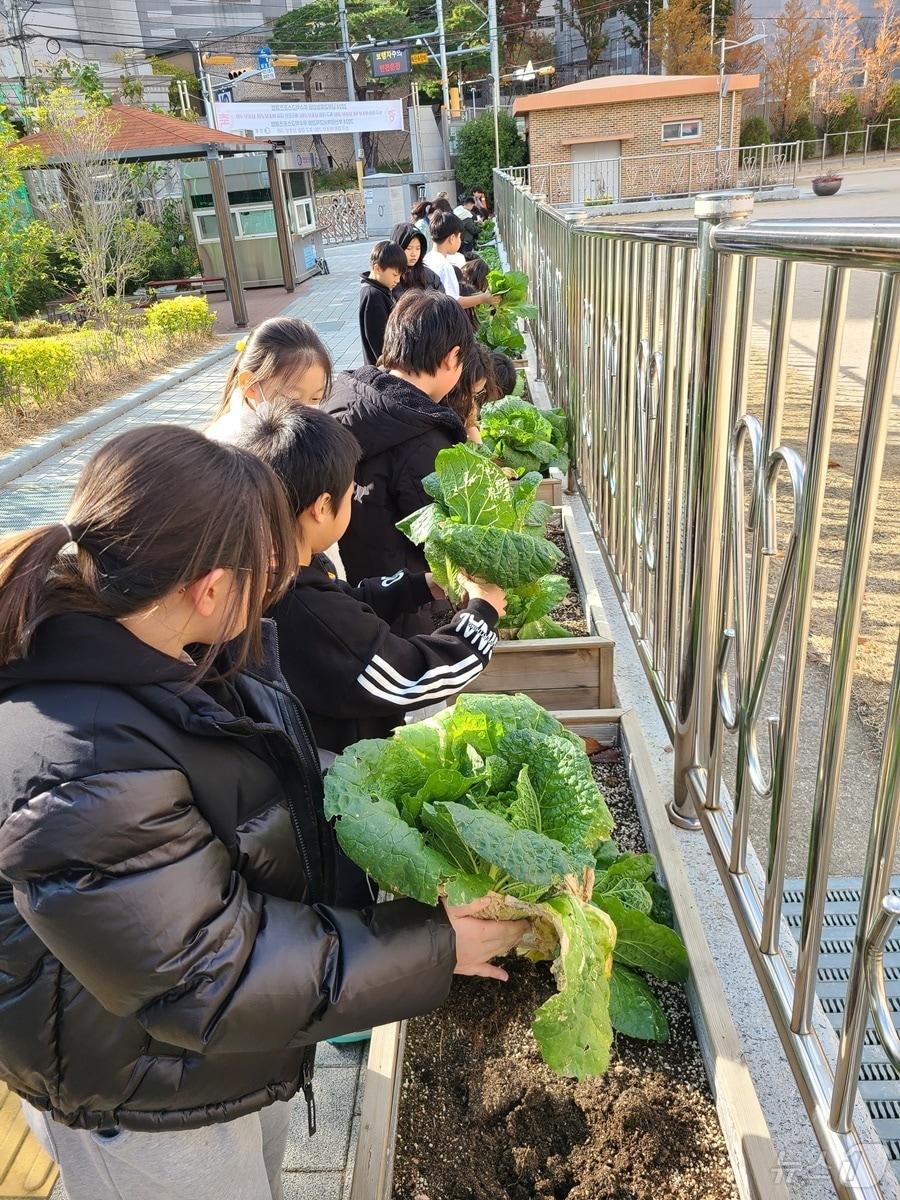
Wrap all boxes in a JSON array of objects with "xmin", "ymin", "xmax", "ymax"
[{"xmin": 213, "ymin": 100, "xmax": 406, "ymax": 137}]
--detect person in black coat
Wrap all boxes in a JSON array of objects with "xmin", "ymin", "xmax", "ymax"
[
  {"xmin": 324, "ymin": 290, "xmax": 476, "ymax": 634},
  {"xmin": 0, "ymin": 424, "xmax": 526, "ymax": 1198},
  {"xmin": 358, "ymin": 240, "xmax": 407, "ymax": 365},
  {"xmin": 390, "ymin": 222, "xmax": 444, "ymax": 299},
  {"xmin": 237, "ymin": 402, "xmax": 505, "ymax": 756}
]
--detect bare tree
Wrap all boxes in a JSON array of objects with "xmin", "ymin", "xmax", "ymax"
[
  {"xmin": 764, "ymin": 0, "xmax": 823, "ymax": 138},
  {"xmin": 28, "ymin": 87, "xmax": 152, "ymax": 318},
  {"xmin": 861, "ymin": 0, "xmax": 900, "ymax": 118},
  {"xmin": 811, "ymin": 0, "xmax": 863, "ymax": 126}
]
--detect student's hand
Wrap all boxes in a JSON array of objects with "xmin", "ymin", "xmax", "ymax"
[
  {"xmin": 459, "ymin": 574, "xmax": 506, "ymax": 617},
  {"xmin": 425, "ymin": 571, "xmax": 446, "ymax": 601},
  {"xmin": 443, "ymin": 896, "xmax": 529, "ymax": 981},
  {"xmin": 488, "ymin": 292, "xmax": 503, "ymax": 307}
]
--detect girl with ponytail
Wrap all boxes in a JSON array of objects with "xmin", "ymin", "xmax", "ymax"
[
  {"xmin": 0, "ymin": 424, "xmax": 525, "ymax": 1199},
  {"xmin": 207, "ymin": 315, "xmax": 332, "ymax": 443}
]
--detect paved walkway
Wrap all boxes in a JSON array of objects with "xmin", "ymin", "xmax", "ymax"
[
  {"xmin": 0, "ymin": 239, "xmax": 376, "ymax": 1200},
  {"xmin": 0, "ymin": 241, "xmax": 373, "ymax": 537}
]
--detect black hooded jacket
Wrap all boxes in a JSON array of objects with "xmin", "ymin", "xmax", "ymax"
[
  {"xmin": 0, "ymin": 613, "xmax": 454, "ymax": 1132},
  {"xmin": 359, "ymin": 271, "xmax": 395, "ymax": 365},
  {"xmin": 270, "ymin": 555, "xmax": 499, "ymax": 754},
  {"xmin": 390, "ymin": 224, "xmax": 444, "ymax": 299},
  {"xmin": 323, "ymin": 367, "xmax": 466, "ymax": 632}
]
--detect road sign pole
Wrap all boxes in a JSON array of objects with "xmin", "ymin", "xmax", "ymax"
[
  {"xmin": 436, "ymin": 0, "xmax": 453, "ymax": 171},
  {"xmin": 338, "ymin": 0, "xmax": 366, "ymax": 190}
]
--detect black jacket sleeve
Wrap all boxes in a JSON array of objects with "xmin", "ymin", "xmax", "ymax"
[
  {"xmin": 345, "ymin": 569, "xmax": 433, "ymax": 624},
  {"xmin": 275, "ymin": 585, "xmax": 499, "ymax": 720},
  {"xmin": 359, "ymin": 289, "xmax": 392, "ymax": 366},
  {"xmin": 1, "ymin": 767, "xmax": 455, "ymax": 1051}
]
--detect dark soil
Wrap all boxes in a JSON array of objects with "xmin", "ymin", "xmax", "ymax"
[
  {"xmin": 391, "ymin": 753, "xmax": 738, "ymax": 1200},
  {"xmin": 545, "ymin": 519, "xmax": 588, "ymax": 637},
  {"xmin": 431, "ymin": 519, "xmax": 588, "ymax": 638}
]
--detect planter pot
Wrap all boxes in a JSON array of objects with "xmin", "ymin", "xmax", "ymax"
[
  {"xmin": 351, "ymin": 707, "xmax": 788, "ymax": 1200},
  {"xmin": 462, "ymin": 506, "xmax": 614, "ymax": 711},
  {"xmin": 812, "ymin": 178, "xmax": 842, "ymax": 196}
]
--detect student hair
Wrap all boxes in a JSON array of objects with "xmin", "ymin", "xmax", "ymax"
[
  {"xmin": 411, "ymin": 199, "xmax": 430, "ymax": 221},
  {"xmin": 429, "ymin": 210, "xmax": 463, "ymax": 244},
  {"xmin": 370, "ymin": 240, "xmax": 408, "ymax": 273},
  {"xmin": 491, "ymin": 350, "xmax": 518, "ymax": 399},
  {"xmin": 381, "ymin": 291, "xmax": 474, "ymax": 375},
  {"xmin": 215, "ymin": 316, "xmax": 332, "ymax": 420},
  {"xmin": 237, "ymin": 402, "xmax": 361, "ymax": 519},
  {"xmin": 461, "ymin": 257, "xmax": 489, "ymax": 293},
  {"xmin": 429, "ymin": 197, "xmax": 452, "ymax": 215},
  {"xmin": 389, "ymin": 223, "xmax": 432, "ymax": 291},
  {"xmin": 441, "ymin": 343, "xmax": 495, "ymax": 426},
  {"xmin": 0, "ymin": 426, "xmax": 298, "ymax": 675}
]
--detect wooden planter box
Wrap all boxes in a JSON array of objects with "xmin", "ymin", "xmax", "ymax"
[
  {"xmin": 463, "ymin": 505, "xmax": 614, "ymax": 710},
  {"xmin": 536, "ymin": 467, "xmax": 564, "ymax": 506},
  {"xmin": 349, "ymin": 708, "xmax": 787, "ymax": 1200}
]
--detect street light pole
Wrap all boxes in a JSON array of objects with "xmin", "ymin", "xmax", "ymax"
[
  {"xmin": 436, "ymin": 0, "xmax": 453, "ymax": 171},
  {"xmin": 338, "ymin": 0, "xmax": 365, "ymax": 190},
  {"xmin": 488, "ymin": 0, "xmax": 501, "ymax": 167}
]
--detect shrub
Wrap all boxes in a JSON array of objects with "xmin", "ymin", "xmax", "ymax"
[
  {"xmin": 787, "ymin": 111, "xmax": 820, "ymax": 159},
  {"xmin": 145, "ymin": 295, "xmax": 216, "ymax": 336},
  {"xmin": 0, "ymin": 337, "xmax": 79, "ymax": 409},
  {"xmin": 14, "ymin": 318, "xmax": 66, "ymax": 339},
  {"xmin": 824, "ymin": 93, "xmax": 864, "ymax": 153},
  {"xmin": 871, "ymin": 83, "xmax": 900, "ymax": 150},
  {"xmin": 455, "ymin": 112, "xmax": 528, "ymax": 203},
  {"xmin": 740, "ymin": 116, "xmax": 770, "ymax": 148}
]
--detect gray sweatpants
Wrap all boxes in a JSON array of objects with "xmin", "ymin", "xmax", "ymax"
[{"xmin": 23, "ymin": 1099, "xmax": 291, "ymax": 1200}]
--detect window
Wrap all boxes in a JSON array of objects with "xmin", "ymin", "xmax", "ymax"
[
  {"xmin": 290, "ymin": 197, "xmax": 316, "ymax": 234},
  {"xmin": 284, "ymin": 171, "xmax": 311, "ymax": 200},
  {"xmin": 314, "ymin": 79, "xmax": 324, "ymax": 92},
  {"xmin": 281, "ymin": 80, "xmax": 304, "ymax": 92},
  {"xmin": 662, "ymin": 119, "xmax": 702, "ymax": 142},
  {"xmin": 233, "ymin": 206, "xmax": 277, "ymax": 237}
]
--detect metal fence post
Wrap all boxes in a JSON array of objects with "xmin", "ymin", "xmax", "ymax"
[
  {"xmin": 670, "ymin": 191, "xmax": 755, "ymax": 826},
  {"xmin": 864, "ymin": 124, "xmax": 871, "ymax": 165}
]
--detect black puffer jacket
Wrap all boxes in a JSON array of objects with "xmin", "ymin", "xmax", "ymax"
[
  {"xmin": 0, "ymin": 614, "xmax": 455, "ymax": 1132},
  {"xmin": 324, "ymin": 367, "xmax": 466, "ymax": 633}
]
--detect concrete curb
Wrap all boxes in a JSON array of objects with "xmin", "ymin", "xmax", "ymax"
[{"xmin": 0, "ymin": 342, "xmax": 234, "ymax": 488}]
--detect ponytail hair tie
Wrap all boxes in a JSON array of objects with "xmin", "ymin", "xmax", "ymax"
[
  {"xmin": 235, "ymin": 338, "xmax": 247, "ymax": 353},
  {"xmin": 61, "ymin": 522, "xmax": 78, "ymax": 545}
]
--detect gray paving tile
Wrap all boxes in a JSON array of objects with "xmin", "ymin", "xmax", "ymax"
[
  {"xmin": 282, "ymin": 1171, "xmax": 344, "ymax": 1200},
  {"xmin": 282, "ymin": 1068, "xmax": 357, "ymax": 1172},
  {"xmin": 315, "ymin": 1038, "xmax": 366, "ymax": 1069}
]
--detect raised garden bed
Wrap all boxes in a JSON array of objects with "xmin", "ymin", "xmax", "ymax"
[
  {"xmin": 463, "ymin": 505, "xmax": 613, "ymax": 710},
  {"xmin": 349, "ymin": 708, "xmax": 779, "ymax": 1200},
  {"xmin": 536, "ymin": 469, "xmax": 564, "ymax": 506}
]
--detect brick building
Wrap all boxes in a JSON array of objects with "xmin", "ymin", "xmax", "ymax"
[{"xmin": 514, "ymin": 74, "xmax": 759, "ymax": 203}]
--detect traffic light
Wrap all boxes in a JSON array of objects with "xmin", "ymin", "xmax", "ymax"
[{"xmin": 227, "ymin": 69, "xmax": 248, "ymax": 81}]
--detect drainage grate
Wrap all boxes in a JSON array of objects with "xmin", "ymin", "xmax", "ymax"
[{"xmin": 783, "ymin": 876, "xmax": 900, "ymax": 1176}]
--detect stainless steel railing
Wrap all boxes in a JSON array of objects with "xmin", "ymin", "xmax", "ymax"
[{"xmin": 495, "ymin": 168, "xmax": 900, "ymax": 1198}]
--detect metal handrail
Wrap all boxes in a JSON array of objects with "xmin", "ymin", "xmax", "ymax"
[{"xmin": 494, "ymin": 166, "xmax": 900, "ymax": 1199}]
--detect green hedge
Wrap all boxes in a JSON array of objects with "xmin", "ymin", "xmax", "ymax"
[
  {"xmin": 0, "ymin": 337, "xmax": 80, "ymax": 407},
  {"xmin": 146, "ymin": 295, "xmax": 217, "ymax": 336}
]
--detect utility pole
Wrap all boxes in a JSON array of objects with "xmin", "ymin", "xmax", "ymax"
[
  {"xmin": 435, "ymin": 0, "xmax": 452, "ymax": 171},
  {"xmin": 338, "ymin": 0, "xmax": 365, "ymax": 191},
  {"xmin": 487, "ymin": 0, "xmax": 501, "ymax": 168},
  {"xmin": 3, "ymin": 0, "xmax": 35, "ymax": 106}
]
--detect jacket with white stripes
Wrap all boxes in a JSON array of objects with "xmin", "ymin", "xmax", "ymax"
[{"xmin": 269, "ymin": 555, "xmax": 500, "ymax": 754}]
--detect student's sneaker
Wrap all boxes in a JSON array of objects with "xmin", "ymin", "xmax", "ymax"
[{"xmin": 326, "ymin": 1030, "xmax": 372, "ymax": 1045}]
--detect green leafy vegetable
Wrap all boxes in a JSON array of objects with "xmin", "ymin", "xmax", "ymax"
[
  {"xmin": 398, "ymin": 444, "xmax": 569, "ymax": 640},
  {"xmin": 324, "ymin": 693, "xmax": 690, "ymax": 1078},
  {"xmin": 477, "ymin": 268, "xmax": 537, "ymax": 358},
  {"xmin": 481, "ymin": 397, "xmax": 569, "ymax": 476}
]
